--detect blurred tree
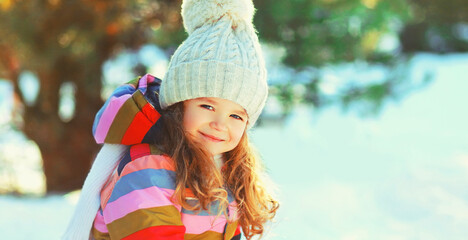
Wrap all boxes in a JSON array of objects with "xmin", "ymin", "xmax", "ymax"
[
  {"xmin": 255, "ymin": 0, "xmax": 466, "ymax": 116},
  {"xmin": 400, "ymin": 0, "xmax": 468, "ymax": 52},
  {"xmin": 254, "ymin": 0, "xmax": 412, "ymax": 67},
  {"xmin": 0, "ymin": 0, "xmax": 184, "ymax": 192},
  {"xmin": 254, "ymin": 0, "xmax": 415, "ymax": 115}
]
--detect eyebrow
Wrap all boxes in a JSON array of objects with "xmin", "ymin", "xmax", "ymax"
[
  {"xmin": 232, "ymin": 109, "xmax": 248, "ymax": 117},
  {"xmin": 199, "ymin": 97, "xmax": 217, "ymax": 105},
  {"xmin": 198, "ymin": 98, "xmax": 247, "ymax": 117}
]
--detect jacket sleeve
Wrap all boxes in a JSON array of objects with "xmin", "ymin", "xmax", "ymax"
[
  {"xmin": 100, "ymin": 154, "xmax": 186, "ymax": 239},
  {"xmin": 92, "ymin": 74, "xmax": 162, "ymax": 146}
]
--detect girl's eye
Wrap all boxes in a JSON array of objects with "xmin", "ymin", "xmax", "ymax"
[
  {"xmin": 230, "ymin": 114, "xmax": 244, "ymax": 121},
  {"xmin": 200, "ymin": 104, "xmax": 214, "ymax": 110}
]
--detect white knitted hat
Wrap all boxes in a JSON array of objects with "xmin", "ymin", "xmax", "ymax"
[{"xmin": 160, "ymin": 0, "xmax": 268, "ymax": 127}]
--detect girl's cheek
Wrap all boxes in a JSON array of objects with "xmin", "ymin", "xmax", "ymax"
[{"xmin": 233, "ymin": 123, "xmax": 246, "ymax": 142}]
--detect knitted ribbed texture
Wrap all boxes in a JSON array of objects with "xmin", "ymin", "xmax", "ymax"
[
  {"xmin": 181, "ymin": 0, "xmax": 255, "ymax": 34},
  {"xmin": 61, "ymin": 144, "xmax": 127, "ymax": 240},
  {"xmin": 160, "ymin": 0, "xmax": 268, "ymax": 128}
]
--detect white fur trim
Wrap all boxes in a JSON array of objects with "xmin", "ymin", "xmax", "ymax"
[{"xmin": 182, "ymin": 0, "xmax": 255, "ymax": 34}]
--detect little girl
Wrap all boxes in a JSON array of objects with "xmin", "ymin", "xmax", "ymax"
[{"xmin": 63, "ymin": 0, "xmax": 278, "ymax": 239}]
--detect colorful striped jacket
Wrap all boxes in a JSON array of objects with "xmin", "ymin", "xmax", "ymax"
[{"xmin": 92, "ymin": 143, "xmax": 242, "ymax": 240}]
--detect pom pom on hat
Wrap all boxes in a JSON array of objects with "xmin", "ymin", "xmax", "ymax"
[{"xmin": 182, "ymin": 0, "xmax": 255, "ymax": 34}]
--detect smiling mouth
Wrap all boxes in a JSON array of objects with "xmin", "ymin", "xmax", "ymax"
[{"xmin": 199, "ymin": 132, "xmax": 224, "ymax": 142}]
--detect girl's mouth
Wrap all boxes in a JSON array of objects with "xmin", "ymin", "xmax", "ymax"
[{"xmin": 199, "ymin": 132, "xmax": 224, "ymax": 142}]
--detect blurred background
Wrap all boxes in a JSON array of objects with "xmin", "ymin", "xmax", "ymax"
[{"xmin": 0, "ymin": 0, "xmax": 467, "ymax": 239}]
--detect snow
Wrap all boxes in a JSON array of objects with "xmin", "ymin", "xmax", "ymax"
[
  {"xmin": 1, "ymin": 53, "xmax": 468, "ymax": 239},
  {"xmin": 0, "ymin": 194, "xmax": 75, "ymax": 239}
]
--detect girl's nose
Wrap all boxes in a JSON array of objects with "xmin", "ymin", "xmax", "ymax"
[{"xmin": 210, "ymin": 116, "xmax": 228, "ymax": 131}]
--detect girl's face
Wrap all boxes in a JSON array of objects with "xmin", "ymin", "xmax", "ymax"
[{"xmin": 183, "ymin": 97, "xmax": 248, "ymax": 156}]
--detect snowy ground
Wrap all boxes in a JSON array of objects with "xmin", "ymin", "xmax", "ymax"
[
  {"xmin": 1, "ymin": 53, "xmax": 468, "ymax": 240},
  {"xmin": 0, "ymin": 194, "xmax": 76, "ymax": 239}
]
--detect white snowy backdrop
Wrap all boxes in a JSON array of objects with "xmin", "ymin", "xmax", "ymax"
[{"xmin": 0, "ymin": 53, "xmax": 467, "ymax": 239}]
